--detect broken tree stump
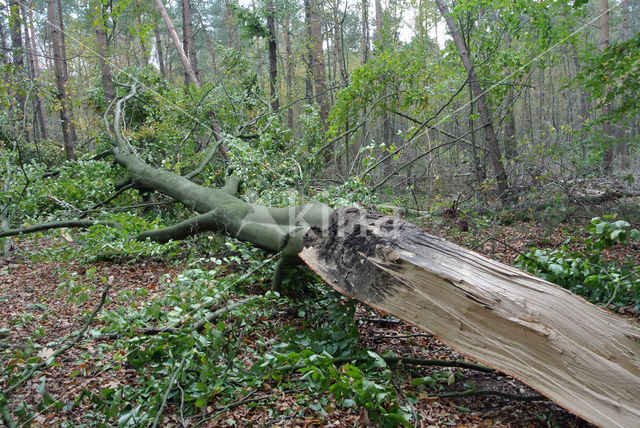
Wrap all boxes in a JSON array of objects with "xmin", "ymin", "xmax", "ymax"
[{"xmin": 300, "ymin": 208, "xmax": 640, "ymax": 428}]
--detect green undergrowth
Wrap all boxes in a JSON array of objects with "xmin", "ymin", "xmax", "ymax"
[
  {"xmin": 516, "ymin": 216, "xmax": 640, "ymax": 310},
  {"xmin": 1, "ymin": 236, "xmax": 487, "ymax": 427}
]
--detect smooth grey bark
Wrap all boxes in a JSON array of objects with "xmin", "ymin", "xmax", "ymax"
[
  {"xmin": 434, "ymin": 0, "xmax": 509, "ymax": 201},
  {"xmin": 109, "ymin": 86, "xmax": 331, "ymax": 260},
  {"xmin": 47, "ymin": 0, "xmax": 77, "ymax": 160}
]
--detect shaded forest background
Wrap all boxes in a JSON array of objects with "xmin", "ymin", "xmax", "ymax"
[{"xmin": 1, "ymin": 0, "xmax": 639, "ymax": 216}]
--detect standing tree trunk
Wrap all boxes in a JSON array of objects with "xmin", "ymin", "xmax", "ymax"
[
  {"xmin": 224, "ymin": 0, "xmax": 236, "ymax": 49},
  {"xmin": 8, "ymin": 0, "xmax": 25, "ymax": 126},
  {"xmin": 92, "ymin": 1, "xmax": 115, "ymax": 105},
  {"xmin": 332, "ymin": 0, "xmax": 348, "ymax": 87},
  {"xmin": 282, "ymin": 17, "xmax": 294, "ymax": 130},
  {"xmin": 9, "ymin": 0, "xmax": 24, "ymax": 71},
  {"xmin": 21, "ymin": 1, "xmax": 48, "ymax": 141},
  {"xmin": 266, "ymin": 0, "xmax": 279, "ymax": 112},
  {"xmin": 600, "ymin": 0, "xmax": 613, "ymax": 173},
  {"xmin": 434, "ymin": 0, "xmax": 509, "ymax": 201},
  {"xmin": 154, "ymin": 0, "xmax": 230, "ymax": 161},
  {"xmin": 47, "ymin": 0, "xmax": 77, "ymax": 160},
  {"xmin": 617, "ymin": 0, "xmax": 630, "ymax": 169},
  {"xmin": 503, "ymin": 90, "xmax": 517, "ymax": 161},
  {"xmin": 360, "ymin": 0, "xmax": 369, "ymax": 65},
  {"xmin": 305, "ymin": 0, "xmax": 329, "ymax": 124},
  {"xmin": 154, "ymin": 21, "xmax": 168, "ymax": 79},
  {"xmin": 181, "ymin": 0, "xmax": 198, "ymax": 86},
  {"xmin": 0, "ymin": 12, "xmax": 8, "ymax": 65}
]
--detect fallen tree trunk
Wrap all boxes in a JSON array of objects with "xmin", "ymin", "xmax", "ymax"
[
  {"xmin": 13, "ymin": 86, "xmax": 636, "ymax": 426},
  {"xmin": 300, "ymin": 208, "xmax": 640, "ymax": 428}
]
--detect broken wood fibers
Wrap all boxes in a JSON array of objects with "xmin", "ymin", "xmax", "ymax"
[{"xmin": 300, "ymin": 208, "xmax": 640, "ymax": 428}]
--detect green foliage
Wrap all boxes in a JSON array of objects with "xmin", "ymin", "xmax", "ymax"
[
  {"xmin": 231, "ymin": 4, "xmax": 269, "ymax": 39},
  {"xmin": 578, "ymin": 32, "xmax": 640, "ymax": 125},
  {"xmin": 0, "ymin": 159, "xmax": 132, "ymax": 222},
  {"xmin": 516, "ymin": 216, "xmax": 640, "ymax": 309}
]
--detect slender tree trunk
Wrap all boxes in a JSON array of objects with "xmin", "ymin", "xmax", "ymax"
[
  {"xmin": 154, "ymin": 0, "xmax": 230, "ymax": 161},
  {"xmin": 225, "ymin": 0, "xmax": 235, "ymax": 49},
  {"xmin": 92, "ymin": 1, "xmax": 115, "ymax": 105},
  {"xmin": 181, "ymin": 0, "xmax": 198, "ymax": 86},
  {"xmin": 361, "ymin": 0, "xmax": 369, "ymax": 65},
  {"xmin": 374, "ymin": 0, "xmax": 383, "ymax": 45},
  {"xmin": 333, "ymin": 0, "xmax": 347, "ymax": 87},
  {"xmin": 8, "ymin": 1, "xmax": 24, "ymax": 70},
  {"xmin": 154, "ymin": 23, "xmax": 167, "ymax": 79},
  {"xmin": 266, "ymin": 0, "xmax": 279, "ymax": 112},
  {"xmin": 155, "ymin": 0, "xmax": 198, "ymax": 87},
  {"xmin": 503, "ymin": 90, "xmax": 517, "ymax": 161},
  {"xmin": 434, "ymin": 0, "xmax": 509, "ymax": 201},
  {"xmin": 572, "ymin": 54, "xmax": 588, "ymax": 126},
  {"xmin": 600, "ymin": 0, "xmax": 613, "ymax": 173},
  {"xmin": 26, "ymin": 4, "xmax": 48, "ymax": 140},
  {"xmin": 282, "ymin": 17, "xmax": 294, "ymax": 130},
  {"xmin": 306, "ymin": 0, "xmax": 329, "ymax": 124},
  {"xmin": 617, "ymin": 0, "xmax": 631, "ymax": 168},
  {"xmin": 0, "ymin": 12, "xmax": 8, "ymax": 65},
  {"xmin": 47, "ymin": 0, "xmax": 77, "ymax": 160}
]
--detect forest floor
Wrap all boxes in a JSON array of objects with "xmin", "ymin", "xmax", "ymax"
[{"xmin": 1, "ymin": 213, "xmax": 639, "ymax": 427}]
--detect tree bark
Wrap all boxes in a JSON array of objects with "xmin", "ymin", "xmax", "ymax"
[
  {"xmin": 154, "ymin": 23, "xmax": 168, "ymax": 79},
  {"xmin": 91, "ymin": 1, "xmax": 115, "ymax": 105},
  {"xmin": 155, "ymin": 0, "xmax": 199, "ymax": 87},
  {"xmin": 360, "ymin": 0, "xmax": 369, "ymax": 65},
  {"xmin": 9, "ymin": 0, "xmax": 24, "ymax": 71},
  {"xmin": 0, "ymin": 11, "xmax": 8, "ymax": 65},
  {"xmin": 153, "ymin": 0, "xmax": 231, "ymax": 161},
  {"xmin": 617, "ymin": 0, "xmax": 630, "ymax": 169},
  {"xmin": 266, "ymin": 0, "xmax": 279, "ymax": 112},
  {"xmin": 503, "ymin": 90, "xmax": 517, "ymax": 161},
  {"xmin": 24, "ymin": 3, "xmax": 48, "ymax": 140},
  {"xmin": 282, "ymin": 17, "xmax": 294, "ymax": 130},
  {"xmin": 300, "ymin": 208, "xmax": 640, "ymax": 428},
  {"xmin": 332, "ymin": 0, "xmax": 348, "ymax": 87},
  {"xmin": 306, "ymin": 0, "xmax": 329, "ymax": 124},
  {"xmin": 47, "ymin": 0, "xmax": 77, "ymax": 160},
  {"xmin": 434, "ymin": 0, "xmax": 508, "ymax": 201},
  {"xmin": 600, "ymin": 0, "xmax": 613, "ymax": 173},
  {"xmin": 181, "ymin": 0, "xmax": 199, "ymax": 86}
]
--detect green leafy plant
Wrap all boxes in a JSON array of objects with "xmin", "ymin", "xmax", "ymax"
[{"xmin": 516, "ymin": 216, "xmax": 640, "ymax": 309}]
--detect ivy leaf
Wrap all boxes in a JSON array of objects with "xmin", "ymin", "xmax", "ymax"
[{"xmin": 572, "ymin": 0, "xmax": 590, "ymax": 8}]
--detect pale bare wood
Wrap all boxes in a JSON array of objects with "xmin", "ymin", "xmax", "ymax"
[{"xmin": 300, "ymin": 208, "xmax": 640, "ymax": 428}]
